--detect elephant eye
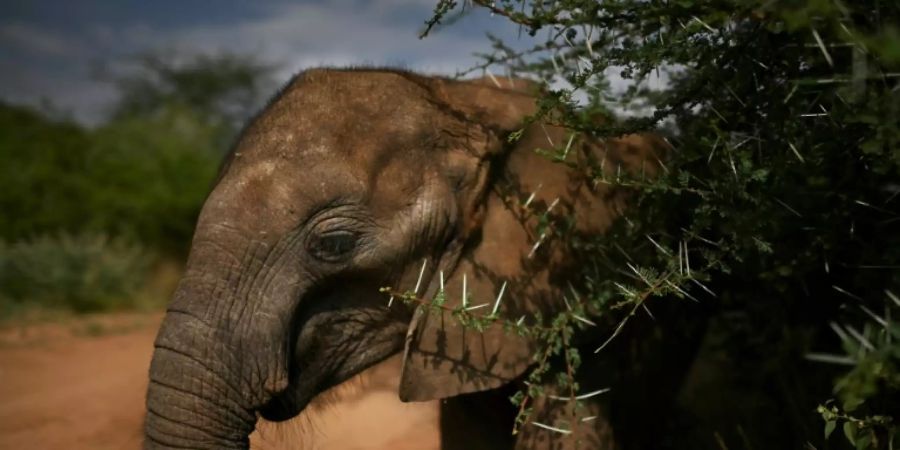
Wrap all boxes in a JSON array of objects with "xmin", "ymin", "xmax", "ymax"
[{"xmin": 308, "ymin": 230, "xmax": 358, "ymax": 262}]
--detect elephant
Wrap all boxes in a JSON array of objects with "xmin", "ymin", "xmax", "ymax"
[{"xmin": 144, "ymin": 68, "xmax": 703, "ymax": 450}]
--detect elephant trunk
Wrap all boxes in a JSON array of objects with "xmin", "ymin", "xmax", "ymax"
[
  {"xmin": 144, "ymin": 235, "xmax": 301, "ymax": 450},
  {"xmin": 145, "ymin": 308, "xmax": 260, "ymax": 449}
]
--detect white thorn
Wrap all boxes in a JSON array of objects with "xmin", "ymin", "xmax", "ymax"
[
  {"xmin": 845, "ymin": 325, "xmax": 875, "ymax": 351},
  {"xmin": 774, "ymin": 197, "xmax": 802, "ymax": 217},
  {"xmin": 388, "ymin": 296, "xmax": 395, "ymax": 308},
  {"xmin": 613, "ymin": 282, "xmax": 636, "ymax": 298},
  {"xmin": 832, "ymin": 285, "xmax": 862, "ymax": 301},
  {"xmin": 859, "ymin": 304, "xmax": 888, "ymax": 327},
  {"xmin": 690, "ymin": 279, "xmax": 716, "ymax": 297},
  {"xmin": 528, "ymin": 233, "xmax": 546, "ymax": 258},
  {"xmin": 485, "ymin": 69, "xmax": 502, "ymax": 88},
  {"xmin": 492, "ymin": 281, "xmax": 507, "ymax": 315},
  {"xmin": 665, "ymin": 280, "xmax": 700, "ymax": 303},
  {"xmin": 465, "ymin": 303, "xmax": 490, "ymax": 311},
  {"xmin": 811, "ymin": 28, "xmax": 834, "ymax": 67},
  {"xmin": 684, "ymin": 241, "xmax": 691, "ymax": 276},
  {"xmin": 887, "ymin": 290, "xmax": 900, "ymax": 307},
  {"xmin": 728, "ymin": 151, "xmax": 738, "ymax": 180},
  {"xmin": 641, "ymin": 303, "xmax": 656, "ymax": 321},
  {"xmin": 584, "ymin": 30, "xmax": 594, "ymax": 57},
  {"xmin": 548, "ymin": 387, "xmax": 610, "ymax": 401},
  {"xmin": 523, "ymin": 183, "xmax": 543, "ymax": 208},
  {"xmin": 646, "ymin": 235, "xmax": 671, "ymax": 256},
  {"xmin": 829, "ymin": 322, "xmax": 850, "ymax": 343},
  {"xmin": 516, "ymin": 315, "xmax": 526, "ymax": 326},
  {"xmin": 562, "ymin": 133, "xmax": 576, "ymax": 160},
  {"xmin": 572, "ymin": 314, "xmax": 596, "ymax": 327},
  {"xmin": 413, "ymin": 259, "xmax": 428, "ymax": 295},
  {"xmin": 595, "ymin": 318, "xmax": 629, "ymax": 353},
  {"xmin": 540, "ymin": 124, "xmax": 555, "ymax": 147},
  {"xmin": 546, "ymin": 197, "xmax": 560, "ymax": 214},
  {"xmin": 692, "ymin": 15, "xmax": 716, "ymax": 32},
  {"xmin": 530, "ymin": 422, "xmax": 571, "ymax": 435},
  {"xmin": 804, "ymin": 353, "xmax": 856, "ymax": 365},
  {"xmin": 439, "ymin": 270, "xmax": 445, "ymax": 292},
  {"xmin": 707, "ymin": 135, "xmax": 720, "ymax": 163},
  {"xmin": 567, "ymin": 282, "xmax": 581, "ymax": 301},
  {"xmin": 789, "ymin": 142, "xmax": 805, "ymax": 163},
  {"xmin": 626, "ymin": 262, "xmax": 650, "ymax": 286},
  {"xmin": 550, "ymin": 52, "xmax": 561, "ymax": 75},
  {"xmin": 462, "ymin": 273, "xmax": 468, "ymax": 308},
  {"xmin": 784, "ymin": 84, "xmax": 799, "ymax": 104},
  {"xmin": 578, "ymin": 56, "xmax": 593, "ymax": 70}
]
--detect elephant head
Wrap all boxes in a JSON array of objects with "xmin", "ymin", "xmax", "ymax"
[{"xmin": 144, "ymin": 68, "xmax": 667, "ymax": 449}]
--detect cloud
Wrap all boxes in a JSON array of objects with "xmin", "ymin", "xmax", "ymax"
[
  {"xmin": 156, "ymin": 1, "xmax": 508, "ymax": 77},
  {"xmin": 0, "ymin": 0, "xmax": 524, "ymax": 124},
  {"xmin": 0, "ymin": 22, "xmax": 85, "ymax": 57}
]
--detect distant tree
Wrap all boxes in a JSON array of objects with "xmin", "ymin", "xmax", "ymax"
[
  {"xmin": 1, "ymin": 52, "xmax": 274, "ymax": 254},
  {"xmin": 85, "ymin": 105, "xmax": 222, "ymax": 252},
  {"xmin": 1, "ymin": 51, "xmax": 277, "ymax": 314},
  {"xmin": 0, "ymin": 101, "xmax": 219, "ymax": 254},
  {"xmin": 105, "ymin": 52, "xmax": 275, "ymax": 145},
  {"xmin": 0, "ymin": 104, "xmax": 92, "ymax": 240},
  {"xmin": 426, "ymin": 1, "xmax": 899, "ymax": 448}
]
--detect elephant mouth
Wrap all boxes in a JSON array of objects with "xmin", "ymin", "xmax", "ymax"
[
  {"xmin": 258, "ymin": 392, "xmax": 307, "ymax": 422},
  {"xmin": 255, "ymin": 322, "xmax": 407, "ymax": 423}
]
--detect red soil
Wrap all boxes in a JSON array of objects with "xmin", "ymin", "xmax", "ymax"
[{"xmin": 0, "ymin": 313, "xmax": 439, "ymax": 450}]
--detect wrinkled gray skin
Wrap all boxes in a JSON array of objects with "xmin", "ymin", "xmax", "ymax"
[
  {"xmin": 144, "ymin": 68, "xmax": 691, "ymax": 450},
  {"xmin": 146, "ymin": 69, "xmax": 459, "ymax": 448}
]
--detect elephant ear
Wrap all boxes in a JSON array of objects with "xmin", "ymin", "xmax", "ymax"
[{"xmin": 398, "ymin": 76, "xmax": 669, "ymax": 402}]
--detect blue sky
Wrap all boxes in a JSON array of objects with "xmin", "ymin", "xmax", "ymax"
[{"xmin": 0, "ymin": 0, "xmax": 527, "ymax": 124}]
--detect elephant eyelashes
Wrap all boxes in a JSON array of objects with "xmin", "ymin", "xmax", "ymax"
[{"xmin": 308, "ymin": 230, "xmax": 358, "ymax": 262}]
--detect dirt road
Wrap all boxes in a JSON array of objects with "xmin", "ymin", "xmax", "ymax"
[{"xmin": 0, "ymin": 313, "xmax": 439, "ymax": 450}]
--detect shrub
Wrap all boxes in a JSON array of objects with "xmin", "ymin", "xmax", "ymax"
[
  {"xmin": 0, "ymin": 104, "xmax": 93, "ymax": 241},
  {"xmin": 84, "ymin": 105, "xmax": 222, "ymax": 253},
  {"xmin": 426, "ymin": 0, "xmax": 899, "ymax": 447},
  {"xmin": 0, "ymin": 233, "xmax": 151, "ymax": 314},
  {"xmin": 0, "ymin": 102, "xmax": 220, "ymax": 256}
]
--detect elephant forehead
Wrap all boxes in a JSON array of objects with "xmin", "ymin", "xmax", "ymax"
[
  {"xmin": 200, "ymin": 142, "xmax": 439, "ymax": 240},
  {"xmin": 251, "ymin": 71, "xmax": 436, "ymax": 145},
  {"xmin": 196, "ymin": 70, "xmax": 452, "ymax": 237},
  {"xmin": 198, "ymin": 156, "xmax": 362, "ymax": 235}
]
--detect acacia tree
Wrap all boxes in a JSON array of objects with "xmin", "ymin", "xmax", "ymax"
[{"xmin": 421, "ymin": 1, "xmax": 899, "ymax": 448}]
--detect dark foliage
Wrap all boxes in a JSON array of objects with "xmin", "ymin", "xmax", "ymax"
[{"xmin": 425, "ymin": 1, "xmax": 900, "ymax": 447}]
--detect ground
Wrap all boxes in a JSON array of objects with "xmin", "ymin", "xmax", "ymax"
[{"xmin": 0, "ymin": 313, "xmax": 440, "ymax": 450}]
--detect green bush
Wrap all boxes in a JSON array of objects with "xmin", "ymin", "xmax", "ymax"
[
  {"xmin": 0, "ymin": 104, "xmax": 93, "ymax": 241},
  {"xmin": 83, "ymin": 105, "xmax": 222, "ymax": 253},
  {"xmin": 0, "ymin": 52, "xmax": 270, "ymax": 316},
  {"xmin": 0, "ymin": 102, "xmax": 220, "ymax": 255},
  {"xmin": 0, "ymin": 233, "xmax": 151, "ymax": 314}
]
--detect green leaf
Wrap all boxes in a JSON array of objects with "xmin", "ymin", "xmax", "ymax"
[
  {"xmin": 825, "ymin": 420, "xmax": 837, "ymax": 439},
  {"xmin": 844, "ymin": 421, "xmax": 858, "ymax": 446},
  {"xmin": 855, "ymin": 432, "xmax": 872, "ymax": 450}
]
